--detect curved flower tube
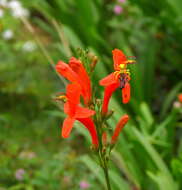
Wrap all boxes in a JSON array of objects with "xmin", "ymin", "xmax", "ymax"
[
  {"xmin": 56, "ymin": 57, "xmax": 91, "ymax": 105},
  {"xmin": 102, "ymin": 83, "xmax": 119, "ymax": 114},
  {"xmin": 77, "ymin": 118, "xmax": 99, "ymax": 148}
]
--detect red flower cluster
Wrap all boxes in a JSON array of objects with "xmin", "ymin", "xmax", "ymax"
[
  {"xmin": 56, "ymin": 49, "xmax": 132, "ymax": 148},
  {"xmin": 56, "ymin": 57, "xmax": 98, "ymax": 148},
  {"xmin": 55, "ymin": 50, "xmax": 133, "ymax": 190}
]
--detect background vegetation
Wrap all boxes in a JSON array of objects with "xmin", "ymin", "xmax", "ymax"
[{"xmin": 0, "ymin": 0, "xmax": 182, "ymax": 189}]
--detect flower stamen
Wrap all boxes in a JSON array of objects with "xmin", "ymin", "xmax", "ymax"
[{"xmin": 54, "ymin": 95, "xmax": 67, "ymax": 102}]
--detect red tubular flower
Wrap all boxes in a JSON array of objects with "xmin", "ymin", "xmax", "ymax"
[
  {"xmin": 56, "ymin": 57, "xmax": 91, "ymax": 105},
  {"xmin": 61, "ymin": 83, "xmax": 99, "ymax": 148},
  {"xmin": 102, "ymin": 83, "xmax": 119, "ymax": 114},
  {"xmin": 111, "ymin": 114, "xmax": 129, "ymax": 144},
  {"xmin": 100, "ymin": 49, "xmax": 135, "ymax": 114}
]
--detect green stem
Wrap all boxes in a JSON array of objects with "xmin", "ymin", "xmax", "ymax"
[
  {"xmin": 98, "ymin": 150, "xmax": 111, "ymax": 190},
  {"xmin": 96, "ymin": 110, "xmax": 112, "ymax": 189},
  {"xmin": 103, "ymin": 157, "xmax": 111, "ymax": 190}
]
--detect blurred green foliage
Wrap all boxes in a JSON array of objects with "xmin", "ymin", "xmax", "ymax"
[{"xmin": 0, "ymin": 0, "xmax": 182, "ymax": 189}]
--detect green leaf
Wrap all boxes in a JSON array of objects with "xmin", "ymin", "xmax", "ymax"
[
  {"xmin": 63, "ymin": 25, "xmax": 84, "ymax": 48},
  {"xmin": 166, "ymin": 0, "xmax": 182, "ymax": 17},
  {"xmin": 133, "ymin": 128, "xmax": 176, "ymax": 186},
  {"xmin": 147, "ymin": 171, "xmax": 178, "ymax": 190},
  {"xmin": 140, "ymin": 102, "xmax": 154, "ymax": 128},
  {"xmin": 160, "ymin": 82, "xmax": 182, "ymax": 119},
  {"xmin": 152, "ymin": 110, "xmax": 177, "ymax": 139},
  {"xmin": 80, "ymin": 155, "xmax": 106, "ymax": 187}
]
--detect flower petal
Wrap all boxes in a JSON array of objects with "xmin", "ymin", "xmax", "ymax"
[
  {"xmin": 102, "ymin": 82, "xmax": 119, "ymax": 114},
  {"xmin": 66, "ymin": 83, "xmax": 81, "ymax": 117},
  {"xmin": 62, "ymin": 117, "xmax": 75, "ymax": 138},
  {"xmin": 122, "ymin": 82, "xmax": 130, "ymax": 104},
  {"xmin": 63, "ymin": 102, "xmax": 69, "ymax": 115},
  {"xmin": 75, "ymin": 106, "xmax": 95, "ymax": 118},
  {"xmin": 56, "ymin": 61, "xmax": 80, "ymax": 83},
  {"xmin": 99, "ymin": 73, "xmax": 116, "ymax": 86},
  {"xmin": 69, "ymin": 57, "xmax": 91, "ymax": 105},
  {"xmin": 112, "ymin": 49, "xmax": 127, "ymax": 70},
  {"xmin": 77, "ymin": 118, "xmax": 99, "ymax": 148}
]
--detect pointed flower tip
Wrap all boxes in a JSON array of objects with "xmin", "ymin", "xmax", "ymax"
[
  {"xmin": 112, "ymin": 48, "xmax": 126, "ymax": 57},
  {"xmin": 123, "ymin": 99, "xmax": 129, "ymax": 104},
  {"xmin": 62, "ymin": 131, "xmax": 69, "ymax": 138},
  {"xmin": 112, "ymin": 48, "xmax": 121, "ymax": 53},
  {"xmin": 121, "ymin": 114, "xmax": 130, "ymax": 122},
  {"xmin": 69, "ymin": 56, "xmax": 81, "ymax": 63},
  {"xmin": 56, "ymin": 61, "xmax": 75, "ymax": 80},
  {"xmin": 56, "ymin": 61, "xmax": 67, "ymax": 70}
]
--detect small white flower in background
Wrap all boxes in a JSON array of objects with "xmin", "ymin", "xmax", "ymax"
[
  {"xmin": 0, "ymin": 0, "xmax": 8, "ymax": 7},
  {"xmin": 8, "ymin": 0, "xmax": 29, "ymax": 18},
  {"xmin": 0, "ymin": 9, "xmax": 4, "ymax": 18},
  {"xmin": 2, "ymin": 29, "xmax": 14, "ymax": 40},
  {"xmin": 22, "ymin": 41, "xmax": 36, "ymax": 52},
  {"xmin": 7, "ymin": 0, "xmax": 21, "ymax": 9},
  {"xmin": 11, "ymin": 7, "xmax": 29, "ymax": 18}
]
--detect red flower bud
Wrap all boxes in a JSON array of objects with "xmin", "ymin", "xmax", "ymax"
[
  {"xmin": 102, "ymin": 132, "xmax": 107, "ymax": 146},
  {"xmin": 111, "ymin": 114, "xmax": 129, "ymax": 144}
]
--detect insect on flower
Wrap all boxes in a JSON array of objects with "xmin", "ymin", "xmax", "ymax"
[{"xmin": 100, "ymin": 49, "xmax": 136, "ymax": 114}]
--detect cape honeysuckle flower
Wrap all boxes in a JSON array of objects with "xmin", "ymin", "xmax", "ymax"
[
  {"xmin": 100, "ymin": 49, "xmax": 135, "ymax": 114},
  {"xmin": 56, "ymin": 57, "xmax": 92, "ymax": 105},
  {"xmin": 57, "ymin": 83, "xmax": 99, "ymax": 148},
  {"xmin": 111, "ymin": 114, "xmax": 129, "ymax": 144}
]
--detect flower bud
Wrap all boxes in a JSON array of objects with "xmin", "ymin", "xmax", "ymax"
[
  {"xmin": 111, "ymin": 114, "xmax": 129, "ymax": 145},
  {"xmin": 102, "ymin": 132, "xmax": 107, "ymax": 146}
]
